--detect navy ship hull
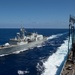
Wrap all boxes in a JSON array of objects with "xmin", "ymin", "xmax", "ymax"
[{"xmin": 0, "ymin": 38, "xmax": 46, "ymax": 56}]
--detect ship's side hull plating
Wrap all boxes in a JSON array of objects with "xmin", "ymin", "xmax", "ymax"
[{"xmin": 0, "ymin": 38, "xmax": 46, "ymax": 55}]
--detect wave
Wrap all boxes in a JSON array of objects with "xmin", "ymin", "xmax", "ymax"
[
  {"xmin": 37, "ymin": 45, "xmax": 43, "ymax": 48},
  {"xmin": 57, "ymin": 32, "xmax": 68, "ymax": 37},
  {"xmin": 41, "ymin": 38, "xmax": 72, "ymax": 75},
  {"xmin": 47, "ymin": 32, "xmax": 67, "ymax": 40},
  {"xmin": 47, "ymin": 35, "xmax": 58, "ymax": 40},
  {"xmin": 37, "ymin": 44, "xmax": 46, "ymax": 48},
  {"xmin": 36, "ymin": 62, "xmax": 43, "ymax": 71},
  {"xmin": 17, "ymin": 70, "xmax": 29, "ymax": 75},
  {"xmin": 0, "ymin": 54, "xmax": 9, "ymax": 57},
  {"xmin": 12, "ymin": 49, "xmax": 28, "ymax": 54}
]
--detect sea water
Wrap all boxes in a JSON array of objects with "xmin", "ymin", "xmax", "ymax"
[{"xmin": 0, "ymin": 29, "xmax": 69, "ymax": 75}]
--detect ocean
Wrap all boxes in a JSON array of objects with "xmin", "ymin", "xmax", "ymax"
[{"xmin": 0, "ymin": 29, "xmax": 70, "ymax": 75}]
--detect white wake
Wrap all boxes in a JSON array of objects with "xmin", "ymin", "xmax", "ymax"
[
  {"xmin": 41, "ymin": 38, "xmax": 72, "ymax": 75},
  {"xmin": 47, "ymin": 35, "xmax": 58, "ymax": 40},
  {"xmin": 47, "ymin": 32, "xmax": 67, "ymax": 40}
]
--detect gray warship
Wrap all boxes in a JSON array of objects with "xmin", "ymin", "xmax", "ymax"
[{"xmin": 0, "ymin": 27, "xmax": 47, "ymax": 56}]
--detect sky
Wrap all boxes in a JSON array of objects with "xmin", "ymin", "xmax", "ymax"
[{"xmin": 0, "ymin": 0, "xmax": 75, "ymax": 28}]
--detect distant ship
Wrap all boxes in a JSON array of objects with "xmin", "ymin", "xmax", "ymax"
[{"xmin": 0, "ymin": 27, "xmax": 47, "ymax": 56}]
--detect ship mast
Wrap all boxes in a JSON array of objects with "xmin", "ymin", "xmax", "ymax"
[{"xmin": 20, "ymin": 27, "xmax": 25, "ymax": 39}]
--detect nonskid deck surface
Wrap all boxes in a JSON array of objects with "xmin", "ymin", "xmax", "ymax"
[
  {"xmin": 61, "ymin": 60, "xmax": 75, "ymax": 75},
  {"xmin": 61, "ymin": 50, "xmax": 75, "ymax": 75}
]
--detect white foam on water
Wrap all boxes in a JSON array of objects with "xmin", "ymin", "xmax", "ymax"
[
  {"xmin": 17, "ymin": 70, "xmax": 29, "ymax": 75},
  {"xmin": 0, "ymin": 54, "xmax": 9, "ymax": 57},
  {"xmin": 36, "ymin": 60, "xmax": 44, "ymax": 72},
  {"xmin": 47, "ymin": 32, "xmax": 68, "ymax": 41},
  {"xmin": 36, "ymin": 63, "xmax": 43, "ymax": 71},
  {"xmin": 12, "ymin": 49, "xmax": 28, "ymax": 54},
  {"xmin": 29, "ymin": 47, "xmax": 34, "ymax": 49},
  {"xmin": 0, "ymin": 49, "xmax": 28, "ymax": 57},
  {"xmin": 57, "ymin": 32, "xmax": 68, "ymax": 37},
  {"xmin": 41, "ymin": 38, "xmax": 72, "ymax": 75},
  {"xmin": 37, "ymin": 45, "xmax": 43, "ymax": 48},
  {"xmin": 47, "ymin": 35, "xmax": 58, "ymax": 40}
]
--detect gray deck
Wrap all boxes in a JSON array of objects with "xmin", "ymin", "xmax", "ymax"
[
  {"xmin": 61, "ymin": 60, "xmax": 75, "ymax": 75},
  {"xmin": 61, "ymin": 50, "xmax": 75, "ymax": 75}
]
